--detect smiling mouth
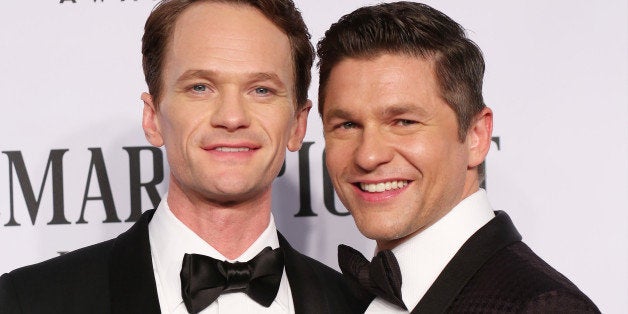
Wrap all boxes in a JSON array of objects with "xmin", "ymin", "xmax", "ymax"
[
  {"xmin": 358, "ymin": 180, "xmax": 409, "ymax": 193},
  {"xmin": 214, "ymin": 147, "xmax": 252, "ymax": 152}
]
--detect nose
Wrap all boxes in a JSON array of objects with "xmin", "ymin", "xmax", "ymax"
[
  {"xmin": 353, "ymin": 126, "xmax": 394, "ymax": 172},
  {"xmin": 210, "ymin": 91, "xmax": 250, "ymax": 131}
]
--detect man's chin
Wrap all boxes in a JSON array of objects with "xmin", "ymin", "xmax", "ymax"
[{"xmin": 356, "ymin": 223, "xmax": 406, "ymax": 243}]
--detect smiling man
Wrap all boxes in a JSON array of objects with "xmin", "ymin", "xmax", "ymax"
[
  {"xmin": 0, "ymin": 1, "xmax": 365, "ymax": 313},
  {"xmin": 317, "ymin": 2, "xmax": 599, "ymax": 313}
]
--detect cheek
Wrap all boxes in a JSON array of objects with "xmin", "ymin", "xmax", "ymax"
[
  {"xmin": 162, "ymin": 106, "xmax": 205, "ymax": 137},
  {"xmin": 397, "ymin": 135, "xmax": 463, "ymax": 170},
  {"xmin": 257, "ymin": 108, "xmax": 293, "ymax": 140},
  {"xmin": 394, "ymin": 137, "xmax": 430, "ymax": 169},
  {"xmin": 438, "ymin": 140, "xmax": 469, "ymax": 172},
  {"xmin": 324, "ymin": 141, "xmax": 348, "ymax": 174},
  {"xmin": 160, "ymin": 119, "xmax": 187, "ymax": 149}
]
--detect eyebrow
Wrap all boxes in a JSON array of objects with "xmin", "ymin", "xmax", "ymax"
[
  {"xmin": 381, "ymin": 104, "xmax": 420, "ymax": 118},
  {"xmin": 324, "ymin": 103, "xmax": 428, "ymax": 124},
  {"xmin": 177, "ymin": 69, "xmax": 214, "ymax": 82},
  {"xmin": 323, "ymin": 107, "xmax": 353, "ymax": 124},
  {"xmin": 249, "ymin": 72, "xmax": 285, "ymax": 88}
]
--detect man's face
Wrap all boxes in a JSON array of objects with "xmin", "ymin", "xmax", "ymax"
[
  {"xmin": 142, "ymin": 2, "xmax": 309, "ymax": 205},
  {"xmin": 322, "ymin": 54, "xmax": 489, "ymax": 249}
]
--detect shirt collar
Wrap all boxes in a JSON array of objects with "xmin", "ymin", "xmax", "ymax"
[
  {"xmin": 148, "ymin": 197, "xmax": 290, "ymax": 313},
  {"xmin": 388, "ymin": 189, "xmax": 495, "ymax": 310}
]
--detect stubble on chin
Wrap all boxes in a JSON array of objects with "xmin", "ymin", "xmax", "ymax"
[{"xmin": 353, "ymin": 211, "xmax": 407, "ymax": 242}]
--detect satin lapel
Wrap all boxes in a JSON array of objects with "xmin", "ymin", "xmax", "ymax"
[
  {"xmin": 109, "ymin": 209, "xmax": 161, "ymax": 314},
  {"xmin": 411, "ymin": 211, "xmax": 522, "ymax": 314},
  {"xmin": 279, "ymin": 232, "xmax": 330, "ymax": 314}
]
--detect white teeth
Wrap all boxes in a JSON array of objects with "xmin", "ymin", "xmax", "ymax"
[
  {"xmin": 215, "ymin": 147, "xmax": 250, "ymax": 152},
  {"xmin": 360, "ymin": 180, "xmax": 408, "ymax": 193}
]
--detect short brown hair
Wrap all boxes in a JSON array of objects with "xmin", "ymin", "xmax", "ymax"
[
  {"xmin": 142, "ymin": 0, "xmax": 314, "ymax": 109},
  {"xmin": 317, "ymin": 1, "xmax": 486, "ymax": 140}
]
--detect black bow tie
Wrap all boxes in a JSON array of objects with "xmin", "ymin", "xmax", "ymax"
[
  {"xmin": 338, "ymin": 244, "xmax": 407, "ymax": 310},
  {"xmin": 180, "ymin": 247, "xmax": 284, "ymax": 313}
]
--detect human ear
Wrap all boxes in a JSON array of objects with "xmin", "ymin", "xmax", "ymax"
[
  {"xmin": 287, "ymin": 100, "xmax": 312, "ymax": 152},
  {"xmin": 141, "ymin": 92, "xmax": 164, "ymax": 147},
  {"xmin": 466, "ymin": 107, "xmax": 493, "ymax": 168}
]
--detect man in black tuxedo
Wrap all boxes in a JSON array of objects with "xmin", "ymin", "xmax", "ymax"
[
  {"xmin": 0, "ymin": 1, "xmax": 366, "ymax": 313},
  {"xmin": 317, "ymin": 2, "xmax": 600, "ymax": 313}
]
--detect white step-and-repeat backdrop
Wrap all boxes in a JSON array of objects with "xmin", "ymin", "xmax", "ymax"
[{"xmin": 1, "ymin": 1, "xmax": 626, "ymax": 312}]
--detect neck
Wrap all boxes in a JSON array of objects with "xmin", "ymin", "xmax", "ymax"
[{"xmin": 166, "ymin": 176, "xmax": 272, "ymax": 260}]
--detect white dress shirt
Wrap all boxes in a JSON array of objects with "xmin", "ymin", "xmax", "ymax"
[
  {"xmin": 365, "ymin": 189, "xmax": 495, "ymax": 313},
  {"xmin": 148, "ymin": 199, "xmax": 294, "ymax": 313}
]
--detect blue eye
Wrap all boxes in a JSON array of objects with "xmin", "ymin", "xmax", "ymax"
[
  {"xmin": 255, "ymin": 87, "xmax": 270, "ymax": 95},
  {"xmin": 192, "ymin": 85, "xmax": 206, "ymax": 92}
]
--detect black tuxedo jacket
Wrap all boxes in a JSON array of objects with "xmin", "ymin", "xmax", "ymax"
[
  {"xmin": 0, "ymin": 210, "xmax": 368, "ymax": 314},
  {"xmin": 400, "ymin": 211, "xmax": 599, "ymax": 313}
]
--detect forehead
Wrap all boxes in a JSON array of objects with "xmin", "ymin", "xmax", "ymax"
[
  {"xmin": 164, "ymin": 2, "xmax": 294, "ymax": 82},
  {"xmin": 323, "ymin": 54, "xmax": 441, "ymax": 116}
]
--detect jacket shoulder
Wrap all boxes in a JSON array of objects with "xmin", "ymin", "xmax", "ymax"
[
  {"xmin": 280, "ymin": 236, "xmax": 370, "ymax": 313},
  {"xmin": 302, "ymin": 255, "xmax": 372, "ymax": 313},
  {"xmin": 295, "ymin": 252, "xmax": 342, "ymax": 279},
  {"xmin": 448, "ymin": 241, "xmax": 600, "ymax": 313},
  {"xmin": 0, "ymin": 238, "xmax": 116, "ymax": 313}
]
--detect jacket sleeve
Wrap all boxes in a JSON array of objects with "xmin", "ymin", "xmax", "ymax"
[{"xmin": 521, "ymin": 290, "xmax": 601, "ymax": 314}]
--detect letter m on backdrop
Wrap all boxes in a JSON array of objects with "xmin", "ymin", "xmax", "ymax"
[{"xmin": 3, "ymin": 150, "xmax": 70, "ymax": 226}]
